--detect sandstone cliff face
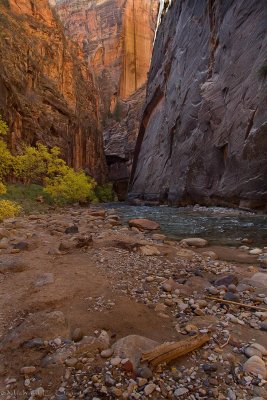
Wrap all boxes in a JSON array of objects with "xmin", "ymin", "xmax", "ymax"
[
  {"xmin": 53, "ymin": 0, "xmax": 158, "ymax": 197},
  {"xmin": 0, "ymin": 0, "xmax": 107, "ymax": 181},
  {"xmin": 54, "ymin": 0, "xmax": 158, "ymax": 115},
  {"xmin": 130, "ymin": 0, "xmax": 267, "ymax": 210}
]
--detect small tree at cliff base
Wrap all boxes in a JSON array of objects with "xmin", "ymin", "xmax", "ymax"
[
  {"xmin": 44, "ymin": 168, "xmax": 96, "ymax": 205},
  {"xmin": 0, "ymin": 114, "xmax": 108, "ymax": 212}
]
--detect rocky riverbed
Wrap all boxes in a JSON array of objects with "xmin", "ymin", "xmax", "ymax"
[{"xmin": 0, "ymin": 207, "xmax": 266, "ymax": 399}]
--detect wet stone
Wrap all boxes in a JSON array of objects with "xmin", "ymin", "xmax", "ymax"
[{"xmin": 65, "ymin": 225, "xmax": 79, "ymax": 234}]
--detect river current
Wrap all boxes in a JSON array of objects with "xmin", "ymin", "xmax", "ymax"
[{"xmin": 104, "ymin": 204, "xmax": 267, "ymax": 247}]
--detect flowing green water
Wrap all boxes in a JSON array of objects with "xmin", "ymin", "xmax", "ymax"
[{"xmin": 105, "ymin": 204, "xmax": 267, "ymax": 247}]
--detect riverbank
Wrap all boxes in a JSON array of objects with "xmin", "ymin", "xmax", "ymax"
[{"xmin": 0, "ymin": 206, "xmax": 266, "ymax": 399}]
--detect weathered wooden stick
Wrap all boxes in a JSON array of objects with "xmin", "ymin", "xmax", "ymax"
[
  {"xmin": 205, "ymin": 296, "xmax": 267, "ymax": 312},
  {"xmin": 141, "ymin": 334, "xmax": 210, "ymax": 368}
]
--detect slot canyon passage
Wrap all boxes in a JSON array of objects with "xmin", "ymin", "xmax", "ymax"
[{"xmin": 0, "ymin": 0, "xmax": 267, "ymax": 399}]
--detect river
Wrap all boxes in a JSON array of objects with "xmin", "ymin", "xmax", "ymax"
[{"xmin": 104, "ymin": 204, "xmax": 267, "ymax": 247}]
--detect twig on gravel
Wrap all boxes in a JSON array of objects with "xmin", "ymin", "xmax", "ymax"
[{"xmin": 205, "ymin": 296, "xmax": 267, "ymax": 312}]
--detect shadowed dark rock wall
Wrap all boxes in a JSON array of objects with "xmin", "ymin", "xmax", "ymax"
[{"xmin": 130, "ymin": 0, "xmax": 267, "ymax": 210}]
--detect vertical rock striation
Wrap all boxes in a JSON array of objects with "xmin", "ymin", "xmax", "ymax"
[
  {"xmin": 0, "ymin": 0, "xmax": 107, "ymax": 181},
  {"xmin": 130, "ymin": 0, "xmax": 267, "ymax": 210},
  {"xmin": 54, "ymin": 0, "xmax": 158, "ymax": 115},
  {"xmin": 53, "ymin": 0, "xmax": 158, "ymax": 197}
]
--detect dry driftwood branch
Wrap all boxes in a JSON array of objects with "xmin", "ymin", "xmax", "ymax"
[
  {"xmin": 205, "ymin": 296, "xmax": 267, "ymax": 312},
  {"xmin": 141, "ymin": 334, "xmax": 210, "ymax": 368}
]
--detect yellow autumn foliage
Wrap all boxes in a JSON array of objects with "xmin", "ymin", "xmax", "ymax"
[
  {"xmin": 0, "ymin": 199, "xmax": 21, "ymax": 221},
  {"xmin": 0, "ymin": 114, "xmax": 112, "ymax": 206}
]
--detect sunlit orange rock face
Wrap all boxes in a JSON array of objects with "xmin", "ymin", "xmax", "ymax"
[
  {"xmin": 0, "ymin": 0, "xmax": 107, "ymax": 181},
  {"xmin": 55, "ymin": 0, "xmax": 158, "ymax": 116},
  {"xmin": 54, "ymin": 0, "xmax": 158, "ymax": 198}
]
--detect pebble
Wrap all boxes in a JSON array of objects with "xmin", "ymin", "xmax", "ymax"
[
  {"xmin": 185, "ymin": 324, "xmax": 198, "ymax": 334},
  {"xmin": 223, "ymin": 292, "xmax": 240, "ymax": 302},
  {"xmin": 65, "ymin": 358, "xmax": 78, "ymax": 367},
  {"xmin": 137, "ymin": 378, "xmax": 147, "ymax": 386},
  {"xmin": 164, "ymin": 298, "xmax": 174, "ymax": 306},
  {"xmin": 244, "ymin": 343, "xmax": 267, "ymax": 358},
  {"xmin": 65, "ymin": 225, "xmax": 79, "ymax": 234},
  {"xmin": 227, "ymin": 389, "xmax": 237, "ymax": 400},
  {"xmin": 24, "ymin": 378, "xmax": 31, "ymax": 387},
  {"xmin": 110, "ymin": 356, "xmax": 121, "ymax": 366},
  {"xmin": 162, "ymin": 283, "xmax": 172, "ymax": 292},
  {"xmin": 104, "ymin": 373, "xmax": 115, "ymax": 386},
  {"xmin": 155, "ymin": 303, "xmax": 167, "ymax": 312},
  {"xmin": 137, "ymin": 367, "xmax": 153, "ymax": 379},
  {"xmin": 144, "ymin": 383, "xmax": 157, "ymax": 395},
  {"xmin": 244, "ymin": 347, "xmax": 263, "ymax": 358},
  {"xmin": 13, "ymin": 241, "xmax": 29, "ymax": 251},
  {"xmin": 100, "ymin": 348, "xmax": 114, "ymax": 358},
  {"xmin": 260, "ymin": 320, "xmax": 267, "ymax": 331},
  {"xmin": 71, "ymin": 328, "xmax": 83, "ymax": 342},
  {"xmin": 54, "ymin": 338, "xmax": 62, "ymax": 346},
  {"xmin": 249, "ymin": 248, "xmax": 262, "ymax": 255},
  {"xmin": 203, "ymin": 364, "xmax": 218, "ymax": 373},
  {"xmin": 214, "ymin": 274, "xmax": 238, "ymax": 287},
  {"xmin": 174, "ymin": 387, "xmax": 189, "ymax": 397},
  {"xmin": 31, "ymin": 387, "xmax": 45, "ymax": 398},
  {"xmin": 208, "ymin": 286, "xmax": 219, "ymax": 295},
  {"xmin": 20, "ymin": 366, "xmax": 36, "ymax": 375}
]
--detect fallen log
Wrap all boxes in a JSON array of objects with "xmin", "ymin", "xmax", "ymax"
[
  {"xmin": 205, "ymin": 296, "xmax": 267, "ymax": 312},
  {"xmin": 141, "ymin": 334, "xmax": 210, "ymax": 368}
]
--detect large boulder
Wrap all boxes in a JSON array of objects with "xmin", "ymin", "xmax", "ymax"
[
  {"xmin": 181, "ymin": 238, "xmax": 208, "ymax": 248},
  {"xmin": 112, "ymin": 335, "xmax": 158, "ymax": 369},
  {"xmin": 247, "ymin": 272, "xmax": 267, "ymax": 289},
  {"xmin": 139, "ymin": 245, "xmax": 160, "ymax": 256},
  {"xmin": 129, "ymin": 219, "xmax": 160, "ymax": 231},
  {"xmin": 243, "ymin": 356, "xmax": 267, "ymax": 379}
]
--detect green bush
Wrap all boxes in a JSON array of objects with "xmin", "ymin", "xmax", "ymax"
[
  {"xmin": 94, "ymin": 183, "xmax": 115, "ymax": 202},
  {"xmin": 0, "ymin": 114, "xmax": 107, "ymax": 207},
  {"xmin": 44, "ymin": 168, "xmax": 96, "ymax": 205},
  {"xmin": 0, "ymin": 199, "xmax": 21, "ymax": 221},
  {"xmin": 0, "ymin": 179, "xmax": 21, "ymax": 221}
]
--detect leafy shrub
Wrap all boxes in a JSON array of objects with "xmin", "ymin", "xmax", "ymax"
[
  {"xmin": 0, "ymin": 181, "xmax": 7, "ymax": 195},
  {"xmin": 14, "ymin": 144, "xmax": 66, "ymax": 183},
  {"xmin": 0, "ymin": 200, "xmax": 21, "ymax": 221},
  {"xmin": 94, "ymin": 183, "xmax": 115, "ymax": 202},
  {"xmin": 0, "ymin": 115, "xmax": 8, "ymax": 136},
  {"xmin": 0, "ymin": 114, "xmax": 102, "ymax": 207},
  {"xmin": 0, "ymin": 116, "xmax": 13, "ymax": 179},
  {"xmin": 44, "ymin": 168, "xmax": 96, "ymax": 205}
]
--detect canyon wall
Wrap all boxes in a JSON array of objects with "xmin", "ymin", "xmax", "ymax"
[
  {"xmin": 0, "ymin": 0, "xmax": 107, "ymax": 181},
  {"xmin": 54, "ymin": 0, "xmax": 158, "ymax": 197},
  {"xmin": 54, "ymin": 0, "xmax": 158, "ymax": 114},
  {"xmin": 130, "ymin": 0, "xmax": 267, "ymax": 210}
]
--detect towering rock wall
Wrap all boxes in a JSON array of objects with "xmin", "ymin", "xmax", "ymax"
[
  {"xmin": 54, "ymin": 0, "xmax": 158, "ymax": 115},
  {"xmin": 130, "ymin": 0, "xmax": 267, "ymax": 210},
  {"xmin": 54, "ymin": 0, "xmax": 158, "ymax": 197},
  {"xmin": 0, "ymin": 0, "xmax": 107, "ymax": 181}
]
